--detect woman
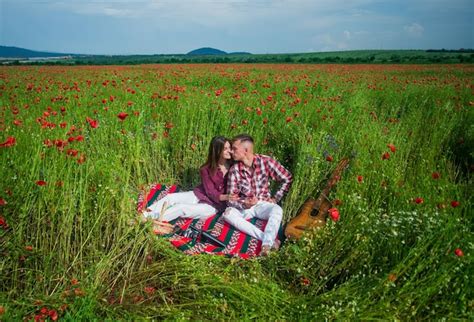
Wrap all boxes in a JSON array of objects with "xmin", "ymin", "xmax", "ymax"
[{"xmin": 143, "ymin": 136, "xmax": 238, "ymax": 223}]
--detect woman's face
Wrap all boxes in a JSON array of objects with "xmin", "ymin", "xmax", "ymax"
[{"xmin": 221, "ymin": 141, "xmax": 232, "ymax": 160}]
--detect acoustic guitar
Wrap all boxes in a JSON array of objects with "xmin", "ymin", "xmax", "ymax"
[{"xmin": 285, "ymin": 157, "xmax": 350, "ymax": 239}]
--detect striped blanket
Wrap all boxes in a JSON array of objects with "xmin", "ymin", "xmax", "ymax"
[{"xmin": 137, "ymin": 184, "xmax": 285, "ymax": 258}]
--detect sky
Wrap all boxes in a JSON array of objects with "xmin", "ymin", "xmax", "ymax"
[{"xmin": 1, "ymin": 0, "xmax": 473, "ymax": 55}]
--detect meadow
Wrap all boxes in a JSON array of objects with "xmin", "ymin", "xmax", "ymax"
[{"xmin": 0, "ymin": 63, "xmax": 472, "ymax": 320}]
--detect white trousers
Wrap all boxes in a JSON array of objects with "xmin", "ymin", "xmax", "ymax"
[
  {"xmin": 223, "ymin": 201, "xmax": 283, "ymax": 247},
  {"xmin": 143, "ymin": 191, "xmax": 217, "ymax": 222}
]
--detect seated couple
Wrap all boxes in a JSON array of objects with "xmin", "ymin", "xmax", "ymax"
[{"xmin": 142, "ymin": 134, "xmax": 293, "ymax": 255}]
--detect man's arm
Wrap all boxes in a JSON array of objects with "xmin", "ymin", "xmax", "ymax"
[{"xmin": 266, "ymin": 157, "xmax": 293, "ymax": 203}]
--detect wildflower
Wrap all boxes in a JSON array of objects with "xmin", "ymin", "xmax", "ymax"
[
  {"xmin": 388, "ymin": 273, "xmax": 397, "ymax": 282},
  {"xmin": 71, "ymin": 278, "xmax": 79, "ymax": 285},
  {"xmin": 0, "ymin": 137, "xmax": 16, "ymax": 148},
  {"xmin": 48, "ymin": 309, "xmax": 58, "ymax": 321},
  {"xmin": 454, "ymin": 248, "xmax": 464, "ymax": 257},
  {"xmin": 13, "ymin": 119, "xmax": 22, "ymax": 126},
  {"xmin": 387, "ymin": 143, "xmax": 396, "ymax": 153},
  {"xmin": 144, "ymin": 286, "xmax": 156, "ymax": 295},
  {"xmin": 326, "ymin": 155, "xmax": 333, "ymax": 162},
  {"xmin": 301, "ymin": 277, "xmax": 310, "ymax": 286},
  {"xmin": 333, "ymin": 199, "xmax": 342, "ymax": 206},
  {"xmin": 414, "ymin": 197, "xmax": 423, "ymax": 204},
  {"xmin": 66, "ymin": 149, "xmax": 78, "ymax": 157},
  {"xmin": 328, "ymin": 208, "xmax": 340, "ymax": 221},
  {"xmin": 0, "ymin": 198, "xmax": 6, "ymax": 206},
  {"xmin": 118, "ymin": 112, "xmax": 129, "ymax": 121},
  {"xmin": 86, "ymin": 117, "xmax": 98, "ymax": 129},
  {"xmin": 286, "ymin": 116, "xmax": 293, "ymax": 123},
  {"xmin": 0, "ymin": 306, "xmax": 4, "ymax": 315},
  {"xmin": 357, "ymin": 175, "xmax": 363, "ymax": 183},
  {"xmin": 77, "ymin": 155, "xmax": 86, "ymax": 164},
  {"xmin": 382, "ymin": 152, "xmax": 390, "ymax": 160},
  {"xmin": 25, "ymin": 245, "xmax": 33, "ymax": 251},
  {"xmin": 36, "ymin": 180, "xmax": 47, "ymax": 186},
  {"xmin": 432, "ymin": 172, "xmax": 440, "ymax": 179},
  {"xmin": 451, "ymin": 200, "xmax": 460, "ymax": 208}
]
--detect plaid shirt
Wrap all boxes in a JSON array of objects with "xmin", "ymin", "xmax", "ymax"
[{"xmin": 227, "ymin": 154, "xmax": 292, "ymax": 210}]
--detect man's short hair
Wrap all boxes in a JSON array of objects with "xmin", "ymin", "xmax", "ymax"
[{"xmin": 232, "ymin": 134, "xmax": 254, "ymax": 145}]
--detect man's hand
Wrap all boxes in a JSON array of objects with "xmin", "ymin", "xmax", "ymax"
[{"xmin": 243, "ymin": 196, "xmax": 258, "ymax": 209}]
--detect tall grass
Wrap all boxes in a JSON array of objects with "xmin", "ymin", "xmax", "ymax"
[{"xmin": 0, "ymin": 64, "xmax": 472, "ymax": 320}]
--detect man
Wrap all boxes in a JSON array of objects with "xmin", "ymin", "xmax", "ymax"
[{"xmin": 223, "ymin": 134, "xmax": 292, "ymax": 255}]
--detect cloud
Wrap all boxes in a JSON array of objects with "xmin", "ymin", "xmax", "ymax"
[{"xmin": 404, "ymin": 22, "xmax": 424, "ymax": 37}]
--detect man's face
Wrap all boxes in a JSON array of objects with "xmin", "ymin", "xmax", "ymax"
[{"xmin": 231, "ymin": 140, "xmax": 246, "ymax": 161}]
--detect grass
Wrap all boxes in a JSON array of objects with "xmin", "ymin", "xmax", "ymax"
[{"xmin": 0, "ymin": 63, "xmax": 472, "ymax": 320}]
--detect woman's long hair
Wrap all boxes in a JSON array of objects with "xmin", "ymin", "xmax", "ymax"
[{"xmin": 202, "ymin": 136, "xmax": 229, "ymax": 174}]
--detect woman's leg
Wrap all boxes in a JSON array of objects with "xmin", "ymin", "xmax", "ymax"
[
  {"xmin": 162, "ymin": 203, "xmax": 217, "ymax": 222},
  {"xmin": 143, "ymin": 191, "xmax": 199, "ymax": 219}
]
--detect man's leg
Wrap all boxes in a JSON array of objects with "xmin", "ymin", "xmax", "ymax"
[
  {"xmin": 252, "ymin": 202, "xmax": 283, "ymax": 247},
  {"xmin": 162, "ymin": 203, "xmax": 217, "ymax": 222},
  {"xmin": 223, "ymin": 207, "xmax": 264, "ymax": 240},
  {"xmin": 143, "ymin": 191, "xmax": 198, "ymax": 219}
]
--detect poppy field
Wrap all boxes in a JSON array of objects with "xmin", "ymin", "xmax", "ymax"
[{"xmin": 0, "ymin": 63, "xmax": 472, "ymax": 320}]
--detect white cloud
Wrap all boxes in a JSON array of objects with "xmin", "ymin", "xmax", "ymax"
[{"xmin": 404, "ymin": 22, "xmax": 424, "ymax": 37}]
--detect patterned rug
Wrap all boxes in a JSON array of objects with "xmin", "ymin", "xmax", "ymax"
[{"xmin": 137, "ymin": 184, "xmax": 285, "ymax": 258}]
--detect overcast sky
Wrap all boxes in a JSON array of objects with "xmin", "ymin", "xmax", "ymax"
[{"xmin": 1, "ymin": 0, "xmax": 473, "ymax": 55}]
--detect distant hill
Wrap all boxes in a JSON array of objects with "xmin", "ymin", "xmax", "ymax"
[
  {"xmin": 187, "ymin": 47, "xmax": 228, "ymax": 55},
  {"xmin": 0, "ymin": 45, "xmax": 75, "ymax": 58}
]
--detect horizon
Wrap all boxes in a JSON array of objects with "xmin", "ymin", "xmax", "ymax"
[{"xmin": 1, "ymin": 0, "xmax": 473, "ymax": 55}]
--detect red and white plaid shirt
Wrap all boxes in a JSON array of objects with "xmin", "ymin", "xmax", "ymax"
[{"xmin": 227, "ymin": 154, "xmax": 292, "ymax": 210}]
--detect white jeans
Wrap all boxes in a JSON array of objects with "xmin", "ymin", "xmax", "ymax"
[
  {"xmin": 223, "ymin": 201, "xmax": 283, "ymax": 247},
  {"xmin": 143, "ymin": 191, "xmax": 217, "ymax": 222}
]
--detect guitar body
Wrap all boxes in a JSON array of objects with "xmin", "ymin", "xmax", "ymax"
[
  {"xmin": 285, "ymin": 158, "xmax": 349, "ymax": 240},
  {"xmin": 285, "ymin": 197, "xmax": 332, "ymax": 239}
]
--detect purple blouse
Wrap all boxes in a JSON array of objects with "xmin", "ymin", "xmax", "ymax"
[{"xmin": 193, "ymin": 165, "xmax": 228, "ymax": 211}]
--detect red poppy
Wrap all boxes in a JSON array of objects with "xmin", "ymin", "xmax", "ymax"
[
  {"xmin": 328, "ymin": 208, "xmax": 340, "ymax": 221},
  {"xmin": 48, "ymin": 309, "xmax": 58, "ymax": 321},
  {"xmin": 0, "ymin": 198, "xmax": 5, "ymax": 206},
  {"xmin": 13, "ymin": 119, "xmax": 22, "ymax": 126},
  {"xmin": 414, "ymin": 197, "xmax": 423, "ymax": 204},
  {"xmin": 357, "ymin": 175, "xmax": 363, "ymax": 183},
  {"xmin": 66, "ymin": 149, "xmax": 78, "ymax": 157},
  {"xmin": 286, "ymin": 117, "xmax": 293, "ymax": 123},
  {"xmin": 71, "ymin": 278, "xmax": 79, "ymax": 285},
  {"xmin": 144, "ymin": 286, "xmax": 156, "ymax": 295},
  {"xmin": 451, "ymin": 200, "xmax": 460, "ymax": 208},
  {"xmin": 165, "ymin": 122, "xmax": 174, "ymax": 129},
  {"xmin": 432, "ymin": 172, "xmax": 440, "ymax": 179},
  {"xmin": 215, "ymin": 88, "xmax": 223, "ymax": 96},
  {"xmin": 77, "ymin": 155, "xmax": 86, "ymax": 164},
  {"xmin": 75, "ymin": 135, "xmax": 84, "ymax": 142},
  {"xmin": 25, "ymin": 245, "xmax": 33, "ymax": 251},
  {"xmin": 0, "ymin": 305, "xmax": 4, "ymax": 315},
  {"xmin": 387, "ymin": 143, "xmax": 396, "ymax": 153},
  {"xmin": 86, "ymin": 117, "xmax": 98, "ymax": 129},
  {"xmin": 454, "ymin": 248, "xmax": 464, "ymax": 257},
  {"xmin": 382, "ymin": 152, "xmax": 390, "ymax": 160},
  {"xmin": 118, "ymin": 112, "xmax": 129, "ymax": 121},
  {"xmin": 36, "ymin": 180, "xmax": 47, "ymax": 186},
  {"xmin": 0, "ymin": 137, "xmax": 16, "ymax": 148},
  {"xmin": 326, "ymin": 155, "xmax": 333, "ymax": 162},
  {"xmin": 301, "ymin": 277, "xmax": 310, "ymax": 286},
  {"xmin": 333, "ymin": 199, "xmax": 342, "ymax": 206}
]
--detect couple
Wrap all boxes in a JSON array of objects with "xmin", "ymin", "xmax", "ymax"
[{"xmin": 143, "ymin": 134, "xmax": 292, "ymax": 255}]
